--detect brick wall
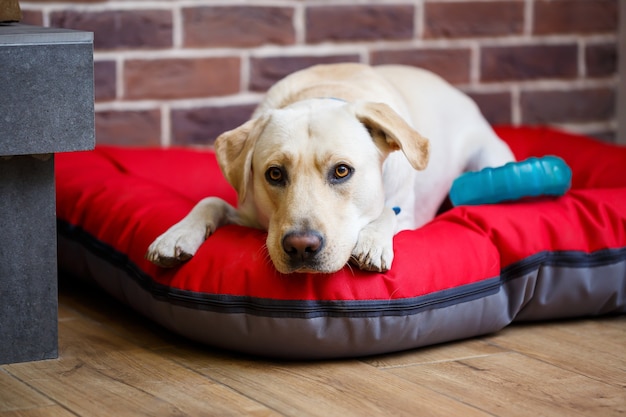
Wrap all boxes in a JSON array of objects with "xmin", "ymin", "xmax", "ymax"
[{"xmin": 20, "ymin": 0, "xmax": 620, "ymax": 146}]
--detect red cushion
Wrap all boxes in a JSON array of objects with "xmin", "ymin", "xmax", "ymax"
[{"xmin": 56, "ymin": 127, "xmax": 626, "ymax": 358}]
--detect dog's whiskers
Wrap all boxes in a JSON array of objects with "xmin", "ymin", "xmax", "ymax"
[
  {"xmin": 259, "ymin": 243, "xmax": 275, "ymax": 268},
  {"xmin": 345, "ymin": 260, "xmax": 356, "ymax": 277}
]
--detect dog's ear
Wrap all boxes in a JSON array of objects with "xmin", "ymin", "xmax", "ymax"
[
  {"xmin": 353, "ymin": 102, "xmax": 430, "ymax": 171},
  {"xmin": 214, "ymin": 115, "xmax": 268, "ymax": 203}
]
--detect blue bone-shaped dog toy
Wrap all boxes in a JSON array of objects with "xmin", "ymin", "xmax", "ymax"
[{"xmin": 449, "ymin": 156, "xmax": 572, "ymax": 206}]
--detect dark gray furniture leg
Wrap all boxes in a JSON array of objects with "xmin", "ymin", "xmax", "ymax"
[
  {"xmin": 0, "ymin": 155, "xmax": 57, "ymax": 363},
  {"xmin": 0, "ymin": 24, "xmax": 94, "ymax": 364}
]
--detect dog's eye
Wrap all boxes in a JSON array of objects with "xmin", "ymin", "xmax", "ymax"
[
  {"xmin": 334, "ymin": 165, "xmax": 350, "ymax": 178},
  {"xmin": 330, "ymin": 164, "xmax": 353, "ymax": 183},
  {"xmin": 265, "ymin": 166, "xmax": 286, "ymax": 185}
]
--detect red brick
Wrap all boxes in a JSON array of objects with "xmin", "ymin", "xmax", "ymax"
[
  {"xmin": 586, "ymin": 43, "xmax": 618, "ymax": 78},
  {"xmin": 520, "ymin": 88, "xmax": 615, "ymax": 124},
  {"xmin": 250, "ymin": 55, "xmax": 361, "ymax": 92},
  {"xmin": 481, "ymin": 44, "xmax": 578, "ymax": 82},
  {"xmin": 424, "ymin": 1, "xmax": 524, "ymax": 38},
  {"xmin": 95, "ymin": 109, "xmax": 161, "ymax": 146},
  {"xmin": 306, "ymin": 5, "xmax": 413, "ymax": 43},
  {"xmin": 124, "ymin": 57, "xmax": 240, "ymax": 100},
  {"xmin": 183, "ymin": 6, "xmax": 295, "ymax": 48},
  {"xmin": 370, "ymin": 48, "xmax": 471, "ymax": 85},
  {"xmin": 534, "ymin": 0, "xmax": 618, "ymax": 35},
  {"xmin": 171, "ymin": 104, "xmax": 258, "ymax": 146},
  {"xmin": 50, "ymin": 10, "xmax": 172, "ymax": 50},
  {"xmin": 466, "ymin": 91, "xmax": 512, "ymax": 125},
  {"xmin": 94, "ymin": 61, "xmax": 116, "ymax": 102},
  {"xmin": 20, "ymin": 10, "xmax": 43, "ymax": 26}
]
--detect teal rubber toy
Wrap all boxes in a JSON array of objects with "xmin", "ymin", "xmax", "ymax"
[{"xmin": 450, "ymin": 156, "xmax": 572, "ymax": 206}]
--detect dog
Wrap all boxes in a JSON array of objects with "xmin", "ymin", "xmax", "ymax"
[{"xmin": 146, "ymin": 63, "xmax": 514, "ymax": 274}]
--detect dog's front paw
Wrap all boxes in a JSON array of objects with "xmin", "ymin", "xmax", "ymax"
[
  {"xmin": 350, "ymin": 234, "xmax": 394, "ymax": 273},
  {"xmin": 146, "ymin": 223, "xmax": 208, "ymax": 268},
  {"xmin": 146, "ymin": 197, "xmax": 238, "ymax": 267},
  {"xmin": 349, "ymin": 208, "xmax": 396, "ymax": 272}
]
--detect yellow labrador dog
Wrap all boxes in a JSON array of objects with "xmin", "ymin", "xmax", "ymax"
[{"xmin": 146, "ymin": 63, "xmax": 514, "ymax": 274}]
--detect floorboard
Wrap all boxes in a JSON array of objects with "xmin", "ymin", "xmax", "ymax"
[
  {"xmin": 1, "ymin": 277, "xmax": 624, "ymax": 417},
  {"xmin": 389, "ymin": 351, "xmax": 625, "ymax": 417}
]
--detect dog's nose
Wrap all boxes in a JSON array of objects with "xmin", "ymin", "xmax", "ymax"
[{"xmin": 282, "ymin": 231, "xmax": 324, "ymax": 260}]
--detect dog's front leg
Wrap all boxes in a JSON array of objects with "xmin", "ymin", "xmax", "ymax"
[
  {"xmin": 146, "ymin": 197, "xmax": 238, "ymax": 267},
  {"xmin": 350, "ymin": 207, "xmax": 397, "ymax": 272}
]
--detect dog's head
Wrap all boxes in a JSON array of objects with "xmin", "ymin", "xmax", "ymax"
[{"xmin": 215, "ymin": 99, "xmax": 429, "ymax": 274}]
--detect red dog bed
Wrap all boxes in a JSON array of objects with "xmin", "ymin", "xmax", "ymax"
[{"xmin": 56, "ymin": 127, "xmax": 626, "ymax": 359}]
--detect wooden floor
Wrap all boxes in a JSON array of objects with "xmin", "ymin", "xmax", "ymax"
[{"xmin": 1, "ymin": 276, "xmax": 624, "ymax": 417}]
